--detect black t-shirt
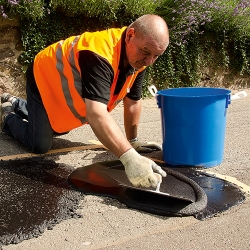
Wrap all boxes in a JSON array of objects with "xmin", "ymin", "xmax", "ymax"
[{"xmin": 79, "ymin": 50, "xmax": 145, "ymax": 105}]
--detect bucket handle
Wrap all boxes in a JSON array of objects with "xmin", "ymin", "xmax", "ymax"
[
  {"xmin": 231, "ymin": 91, "xmax": 247, "ymax": 101},
  {"xmin": 148, "ymin": 85, "xmax": 162, "ymax": 108},
  {"xmin": 148, "ymin": 85, "xmax": 158, "ymax": 97}
]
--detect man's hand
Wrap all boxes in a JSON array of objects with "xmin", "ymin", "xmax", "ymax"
[
  {"xmin": 130, "ymin": 139, "xmax": 162, "ymax": 153},
  {"xmin": 119, "ymin": 148, "xmax": 166, "ymax": 187}
]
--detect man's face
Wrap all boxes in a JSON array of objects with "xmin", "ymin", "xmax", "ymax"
[{"xmin": 125, "ymin": 28, "xmax": 167, "ymax": 70}]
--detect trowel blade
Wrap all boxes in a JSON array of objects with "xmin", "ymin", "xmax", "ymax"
[{"xmin": 122, "ymin": 185, "xmax": 193, "ymax": 202}]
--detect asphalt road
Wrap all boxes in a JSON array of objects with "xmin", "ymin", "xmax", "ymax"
[{"xmin": 0, "ymin": 89, "xmax": 249, "ymax": 250}]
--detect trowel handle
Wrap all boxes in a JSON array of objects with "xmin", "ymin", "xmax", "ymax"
[
  {"xmin": 231, "ymin": 91, "xmax": 247, "ymax": 101},
  {"xmin": 156, "ymin": 182, "xmax": 161, "ymax": 192}
]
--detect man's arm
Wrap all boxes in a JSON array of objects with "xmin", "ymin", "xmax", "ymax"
[
  {"xmin": 123, "ymin": 95, "xmax": 162, "ymax": 153},
  {"xmin": 85, "ymin": 98, "xmax": 131, "ymax": 157},
  {"xmin": 123, "ymin": 96, "xmax": 141, "ymax": 141}
]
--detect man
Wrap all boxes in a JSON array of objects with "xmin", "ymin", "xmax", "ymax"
[{"xmin": 1, "ymin": 14, "xmax": 170, "ymax": 188}]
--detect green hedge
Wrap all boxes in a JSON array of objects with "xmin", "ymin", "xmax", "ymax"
[{"xmin": 1, "ymin": 0, "xmax": 249, "ymax": 96}]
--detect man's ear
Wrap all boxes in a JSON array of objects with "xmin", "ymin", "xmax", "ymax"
[{"xmin": 125, "ymin": 28, "xmax": 134, "ymax": 43}]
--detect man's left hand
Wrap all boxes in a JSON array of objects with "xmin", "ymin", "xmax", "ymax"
[{"xmin": 130, "ymin": 139, "xmax": 162, "ymax": 153}]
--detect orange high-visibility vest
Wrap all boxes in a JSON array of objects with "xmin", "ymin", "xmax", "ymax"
[{"xmin": 33, "ymin": 27, "xmax": 146, "ymax": 133}]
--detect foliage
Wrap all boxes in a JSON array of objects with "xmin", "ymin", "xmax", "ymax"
[
  {"xmin": 152, "ymin": 0, "xmax": 250, "ymax": 90},
  {"xmin": 0, "ymin": 0, "xmax": 46, "ymax": 20},
  {"xmin": 48, "ymin": 0, "xmax": 159, "ymax": 25},
  {"xmin": 0, "ymin": 0, "xmax": 249, "ymax": 95}
]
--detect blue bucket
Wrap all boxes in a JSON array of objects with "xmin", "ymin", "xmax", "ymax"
[{"xmin": 157, "ymin": 87, "xmax": 231, "ymax": 168}]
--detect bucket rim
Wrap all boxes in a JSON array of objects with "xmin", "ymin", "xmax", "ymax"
[{"xmin": 157, "ymin": 87, "xmax": 231, "ymax": 98}]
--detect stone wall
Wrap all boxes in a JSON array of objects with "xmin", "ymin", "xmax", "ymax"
[
  {"xmin": 0, "ymin": 18, "xmax": 249, "ymax": 100},
  {"xmin": 0, "ymin": 18, "xmax": 26, "ymax": 98},
  {"xmin": 201, "ymin": 66, "xmax": 250, "ymax": 90}
]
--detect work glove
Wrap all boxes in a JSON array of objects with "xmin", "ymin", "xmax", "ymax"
[
  {"xmin": 119, "ymin": 148, "xmax": 166, "ymax": 188},
  {"xmin": 129, "ymin": 138, "xmax": 162, "ymax": 153}
]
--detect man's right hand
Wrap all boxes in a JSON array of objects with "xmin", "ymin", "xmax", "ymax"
[{"xmin": 119, "ymin": 148, "xmax": 167, "ymax": 188}]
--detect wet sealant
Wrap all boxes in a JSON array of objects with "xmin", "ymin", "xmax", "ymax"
[{"xmin": 68, "ymin": 160, "xmax": 246, "ymax": 220}]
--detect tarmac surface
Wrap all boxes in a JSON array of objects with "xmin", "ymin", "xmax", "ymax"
[{"xmin": 0, "ymin": 89, "xmax": 250, "ymax": 250}]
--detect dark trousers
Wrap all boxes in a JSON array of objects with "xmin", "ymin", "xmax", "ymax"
[{"xmin": 2, "ymin": 82, "xmax": 54, "ymax": 154}]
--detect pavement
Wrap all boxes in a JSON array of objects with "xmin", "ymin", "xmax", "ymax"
[{"xmin": 0, "ymin": 89, "xmax": 250, "ymax": 250}]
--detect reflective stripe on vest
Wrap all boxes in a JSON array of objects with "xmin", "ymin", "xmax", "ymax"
[{"xmin": 55, "ymin": 37, "xmax": 87, "ymax": 124}]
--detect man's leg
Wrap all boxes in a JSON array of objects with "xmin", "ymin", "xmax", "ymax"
[{"xmin": 2, "ymin": 83, "xmax": 54, "ymax": 154}]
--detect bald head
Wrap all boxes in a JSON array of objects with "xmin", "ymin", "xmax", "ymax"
[{"xmin": 128, "ymin": 14, "xmax": 169, "ymax": 50}]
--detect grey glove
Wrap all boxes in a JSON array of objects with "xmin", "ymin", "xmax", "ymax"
[
  {"xmin": 119, "ymin": 148, "xmax": 167, "ymax": 187},
  {"xmin": 130, "ymin": 138, "xmax": 162, "ymax": 153}
]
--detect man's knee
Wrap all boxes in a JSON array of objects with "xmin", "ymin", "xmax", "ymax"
[{"xmin": 31, "ymin": 140, "xmax": 52, "ymax": 154}]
